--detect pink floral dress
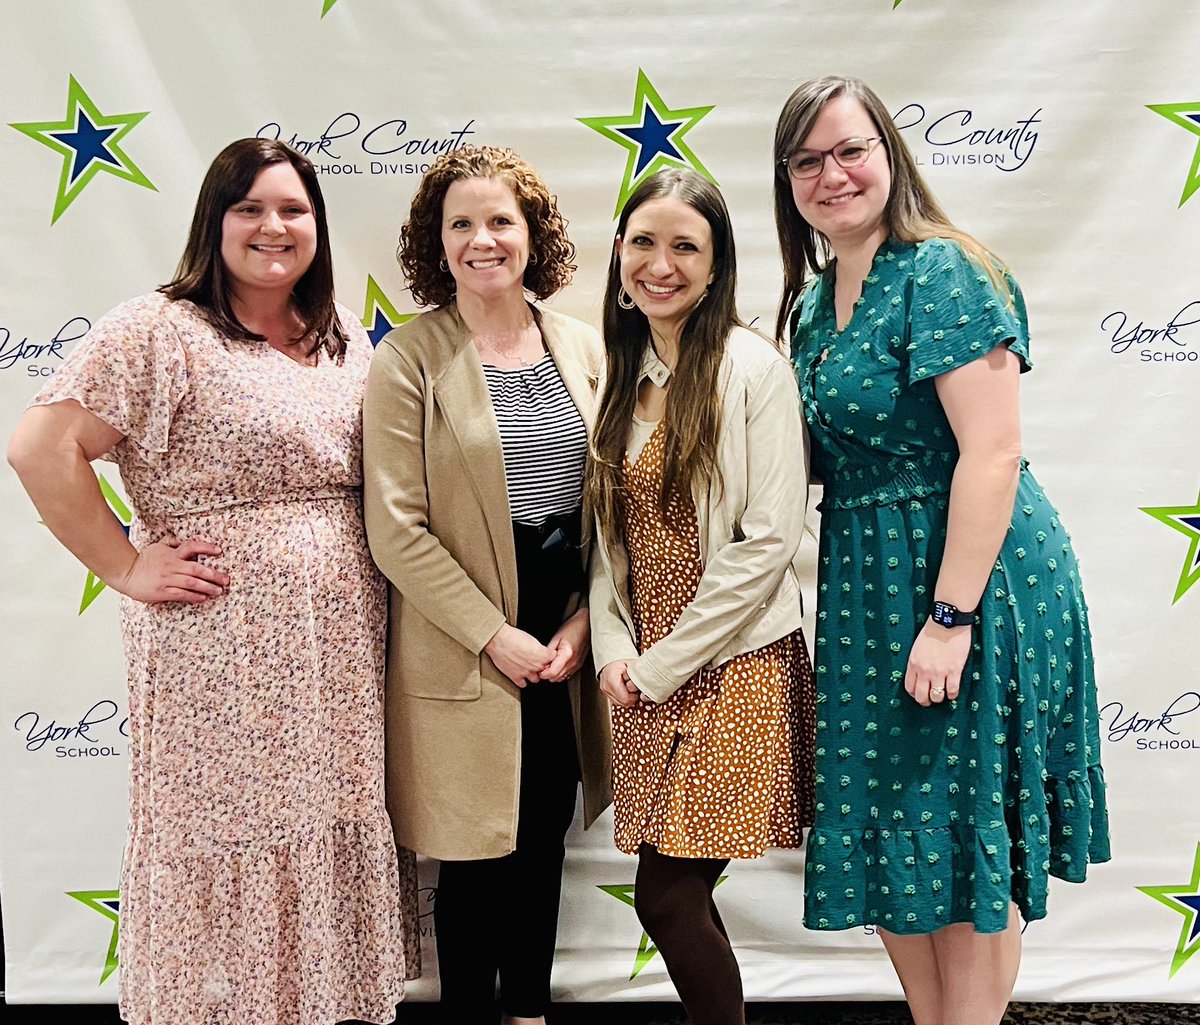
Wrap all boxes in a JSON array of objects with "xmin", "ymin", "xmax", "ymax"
[{"xmin": 34, "ymin": 292, "xmax": 419, "ymax": 1025}]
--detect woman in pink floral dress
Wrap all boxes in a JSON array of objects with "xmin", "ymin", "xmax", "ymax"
[{"xmin": 7, "ymin": 139, "xmax": 418, "ymax": 1025}]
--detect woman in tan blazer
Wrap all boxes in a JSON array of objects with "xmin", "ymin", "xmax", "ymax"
[{"xmin": 362, "ymin": 146, "xmax": 610, "ymax": 1025}]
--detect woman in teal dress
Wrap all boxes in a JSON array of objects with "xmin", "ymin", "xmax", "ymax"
[{"xmin": 773, "ymin": 76, "xmax": 1109, "ymax": 1025}]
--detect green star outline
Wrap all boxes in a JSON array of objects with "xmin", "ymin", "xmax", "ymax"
[
  {"xmin": 578, "ymin": 70, "xmax": 716, "ymax": 218},
  {"xmin": 9, "ymin": 75, "xmax": 156, "ymax": 225},
  {"xmin": 361, "ymin": 274, "xmax": 415, "ymax": 332},
  {"xmin": 893, "ymin": 0, "xmax": 905, "ymax": 7},
  {"xmin": 1140, "ymin": 486, "xmax": 1200, "ymax": 604},
  {"xmin": 599, "ymin": 876, "xmax": 727, "ymax": 979},
  {"xmin": 79, "ymin": 473, "xmax": 133, "ymax": 614},
  {"xmin": 1147, "ymin": 102, "xmax": 1200, "ymax": 207},
  {"xmin": 321, "ymin": 0, "xmax": 340, "ymax": 16},
  {"xmin": 1138, "ymin": 843, "xmax": 1200, "ymax": 977},
  {"xmin": 67, "ymin": 889, "xmax": 120, "ymax": 985}
]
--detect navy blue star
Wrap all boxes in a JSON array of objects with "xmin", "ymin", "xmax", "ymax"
[
  {"xmin": 367, "ymin": 307, "xmax": 393, "ymax": 348},
  {"xmin": 50, "ymin": 108, "xmax": 121, "ymax": 184},
  {"xmin": 1180, "ymin": 894, "xmax": 1200, "ymax": 943},
  {"xmin": 617, "ymin": 107, "xmax": 686, "ymax": 177}
]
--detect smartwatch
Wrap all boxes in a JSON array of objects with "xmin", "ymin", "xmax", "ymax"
[{"xmin": 931, "ymin": 600, "xmax": 977, "ymax": 628}]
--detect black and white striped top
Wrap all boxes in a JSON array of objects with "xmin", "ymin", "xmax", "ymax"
[{"xmin": 482, "ymin": 353, "xmax": 587, "ymax": 525}]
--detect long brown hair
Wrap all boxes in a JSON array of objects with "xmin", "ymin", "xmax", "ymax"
[
  {"xmin": 588, "ymin": 168, "xmax": 740, "ymax": 547},
  {"xmin": 772, "ymin": 75, "xmax": 1008, "ymax": 340},
  {"xmin": 161, "ymin": 138, "xmax": 346, "ymax": 361}
]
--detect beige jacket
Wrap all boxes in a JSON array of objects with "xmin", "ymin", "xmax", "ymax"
[
  {"xmin": 363, "ymin": 303, "xmax": 611, "ymax": 860},
  {"xmin": 590, "ymin": 325, "xmax": 809, "ymax": 703}
]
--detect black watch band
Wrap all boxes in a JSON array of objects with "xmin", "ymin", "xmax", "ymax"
[{"xmin": 931, "ymin": 600, "xmax": 977, "ymax": 628}]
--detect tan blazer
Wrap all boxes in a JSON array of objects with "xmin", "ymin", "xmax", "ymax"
[{"xmin": 363, "ymin": 302, "xmax": 612, "ymax": 860}]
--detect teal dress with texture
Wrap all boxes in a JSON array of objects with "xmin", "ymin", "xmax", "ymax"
[{"xmin": 791, "ymin": 237, "xmax": 1110, "ymax": 935}]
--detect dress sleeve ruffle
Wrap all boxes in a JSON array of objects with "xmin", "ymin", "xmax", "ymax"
[
  {"xmin": 30, "ymin": 293, "xmax": 189, "ymax": 464},
  {"xmin": 906, "ymin": 238, "xmax": 1032, "ymax": 385}
]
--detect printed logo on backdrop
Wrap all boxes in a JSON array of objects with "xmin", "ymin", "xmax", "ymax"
[
  {"xmin": 68, "ymin": 890, "xmax": 121, "ymax": 984},
  {"xmin": 1100, "ymin": 691, "xmax": 1200, "ymax": 753},
  {"xmin": 599, "ymin": 877, "xmax": 727, "ymax": 978},
  {"xmin": 361, "ymin": 276, "xmax": 415, "ymax": 347},
  {"xmin": 1102, "ymin": 301, "xmax": 1200, "ymax": 365},
  {"xmin": 9, "ymin": 76, "xmax": 156, "ymax": 224},
  {"xmin": 256, "ymin": 113, "xmax": 476, "ymax": 179},
  {"xmin": 579, "ymin": 70, "xmax": 716, "ymax": 218},
  {"xmin": 1141, "ymin": 487, "xmax": 1200, "ymax": 604},
  {"xmin": 1146, "ymin": 102, "xmax": 1200, "ymax": 207},
  {"xmin": 0, "ymin": 315, "xmax": 89, "ymax": 378},
  {"xmin": 892, "ymin": 102, "xmax": 1041, "ymax": 172},
  {"xmin": 13, "ymin": 698, "xmax": 129, "ymax": 761},
  {"xmin": 1139, "ymin": 844, "xmax": 1200, "ymax": 977},
  {"xmin": 321, "ymin": 0, "xmax": 341, "ymax": 16}
]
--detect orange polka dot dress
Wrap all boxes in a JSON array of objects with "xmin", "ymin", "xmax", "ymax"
[{"xmin": 611, "ymin": 421, "xmax": 816, "ymax": 859}]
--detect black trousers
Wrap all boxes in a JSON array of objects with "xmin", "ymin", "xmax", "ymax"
[{"xmin": 434, "ymin": 512, "xmax": 583, "ymax": 1020}]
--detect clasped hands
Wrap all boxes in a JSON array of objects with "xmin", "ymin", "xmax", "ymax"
[
  {"xmin": 598, "ymin": 659, "xmax": 650, "ymax": 707},
  {"xmin": 485, "ymin": 608, "xmax": 590, "ymax": 687}
]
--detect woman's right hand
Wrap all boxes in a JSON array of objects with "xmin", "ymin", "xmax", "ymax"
[
  {"xmin": 599, "ymin": 659, "xmax": 641, "ymax": 707},
  {"xmin": 485, "ymin": 623, "xmax": 553, "ymax": 688},
  {"xmin": 116, "ymin": 539, "xmax": 229, "ymax": 604}
]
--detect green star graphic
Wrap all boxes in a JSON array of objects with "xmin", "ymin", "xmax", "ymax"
[
  {"xmin": 893, "ymin": 0, "xmax": 905, "ymax": 7},
  {"xmin": 361, "ymin": 275, "xmax": 416, "ymax": 347},
  {"xmin": 67, "ymin": 889, "xmax": 121, "ymax": 985},
  {"xmin": 1141, "ymin": 486, "xmax": 1200, "ymax": 604},
  {"xmin": 599, "ymin": 876, "xmax": 727, "ymax": 979},
  {"xmin": 321, "ymin": 0, "xmax": 340, "ymax": 16},
  {"xmin": 1147, "ymin": 102, "xmax": 1200, "ymax": 207},
  {"xmin": 78, "ymin": 473, "xmax": 133, "ymax": 614},
  {"xmin": 1138, "ymin": 843, "xmax": 1200, "ymax": 977},
  {"xmin": 579, "ymin": 70, "xmax": 716, "ymax": 218},
  {"xmin": 9, "ymin": 75, "xmax": 156, "ymax": 225}
]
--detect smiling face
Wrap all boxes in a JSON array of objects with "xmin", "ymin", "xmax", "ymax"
[
  {"xmin": 617, "ymin": 195, "xmax": 715, "ymax": 342},
  {"xmin": 219, "ymin": 162, "xmax": 318, "ymax": 299},
  {"xmin": 790, "ymin": 93, "xmax": 891, "ymax": 251},
  {"xmin": 440, "ymin": 176, "xmax": 530, "ymax": 304}
]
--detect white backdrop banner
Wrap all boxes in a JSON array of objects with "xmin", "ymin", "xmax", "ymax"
[{"xmin": 2, "ymin": 0, "xmax": 1199, "ymax": 1005}]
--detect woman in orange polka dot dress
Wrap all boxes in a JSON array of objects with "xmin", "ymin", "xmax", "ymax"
[{"xmin": 588, "ymin": 168, "xmax": 815, "ymax": 1025}]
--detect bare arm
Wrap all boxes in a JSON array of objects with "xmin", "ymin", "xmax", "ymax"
[
  {"xmin": 904, "ymin": 344, "xmax": 1023, "ymax": 706},
  {"xmin": 8, "ymin": 401, "xmax": 227, "ymax": 602}
]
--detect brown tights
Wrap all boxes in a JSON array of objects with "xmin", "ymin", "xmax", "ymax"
[{"xmin": 634, "ymin": 843, "xmax": 744, "ymax": 1025}]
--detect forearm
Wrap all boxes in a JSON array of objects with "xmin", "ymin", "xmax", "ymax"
[
  {"xmin": 12, "ymin": 443, "xmax": 137, "ymax": 589},
  {"xmin": 935, "ymin": 450, "xmax": 1022, "ymax": 610}
]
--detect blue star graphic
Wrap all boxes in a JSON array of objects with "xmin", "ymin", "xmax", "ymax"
[
  {"xmin": 1140, "ymin": 843, "xmax": 1200, "ymax": 976},
  {"xmin": 579, "ymin": 71, "xmax": 715, "ymax": 217},
  {"xmin": 360, "ymin": 274, "xmax": 414, "ymax": 347},
  {"xmin": 1147, "ymin": 101, "xmax": 1200, "ymax": 207},
  {"xmin": 50, "ymin": 108, "xmax": 121, "ymax": 183},
  {"xmin": 617, "ymin": 107, "xmax": 686, "ymax": 177},
  {"xmin": 68, "ymin": 889, "xmax": 121, "ymax": 985},
  {"xmin": 1141, "ymin": 487, "xmax": 1200, "ymax": 603},
  {"xmin": 10, "ymin": 75, "xmax": 156, "ymax": 223}
]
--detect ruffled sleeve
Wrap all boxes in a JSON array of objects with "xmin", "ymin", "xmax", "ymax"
[
  {"xmin": 31, "ymin": 293, "xmax": 189, "ymax": 464},
  {"xmin": 906, "ymin": 238, "xmax": 1031, "ymax": 385}
]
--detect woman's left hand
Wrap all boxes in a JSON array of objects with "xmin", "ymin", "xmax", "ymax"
[
  {"xmin": 904, "ymin": 620, "xmax": 972, "ymax": 707},
  {"xmin": 540, "ymin": 608, "xmax": 591, "ymax": 682}
]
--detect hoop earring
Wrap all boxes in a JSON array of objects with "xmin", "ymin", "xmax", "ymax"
[
  {"xmin": 617, "ymin": 287, "xmax": 637, "ymax": 310},
  {"xmin": 527, "ymin": 251, "xmax": 539, "ymax": 266},
  {"xmin": 438, "ymin": 257, "xmax": 448, "ymax": 272}
]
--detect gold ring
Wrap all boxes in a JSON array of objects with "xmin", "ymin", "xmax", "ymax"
[{"xmin": 930, "ymin": 687, "xmax": 946, "ymax": 697}]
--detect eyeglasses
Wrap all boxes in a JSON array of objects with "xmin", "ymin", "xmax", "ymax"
[{"xmin": 780, "ymin": 137, "xmax": 883, "ymax": 180}]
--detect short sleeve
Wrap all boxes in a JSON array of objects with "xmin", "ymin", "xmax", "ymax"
[
  {"xmin": 906, "ymin": 238, "xmax": 1031, "ymax": 385},
  {"xmin": 30, "ymin": 293, "xmax": 188, "ymax": 463}
]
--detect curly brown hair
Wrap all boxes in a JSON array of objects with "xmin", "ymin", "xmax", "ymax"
[{"xmin": 398, "ymin": 145, "xmax": 576, "ymax": 308}]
